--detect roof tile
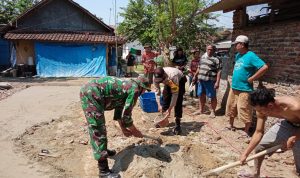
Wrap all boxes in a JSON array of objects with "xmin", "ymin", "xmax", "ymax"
[{"xmin": 4, "ymin": 32, "xmax": 126, "ymax": 44}]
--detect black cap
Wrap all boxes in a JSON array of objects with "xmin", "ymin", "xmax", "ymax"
[{"xmin": 154, "ymin": 67, "xmax": 165, "ymax": 83}]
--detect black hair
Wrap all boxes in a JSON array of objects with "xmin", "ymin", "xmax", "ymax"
[
  {"xmin": 250, "ymin": 87, "xmax": 275, "ymax": 106},
  {"xmin": 244, "ymin": 43, "xmax": 249, "ymax": 48},
  {"xmin": 193, "ymin": 50, "xmax": 200, "ymax": 55},
  {"xmin": 207, "ymin": 44, "xmax": 216, "ymax": 50},
  {"xmin": 176, "ymin": 47, "xmax": 183, "ymax": 52}
]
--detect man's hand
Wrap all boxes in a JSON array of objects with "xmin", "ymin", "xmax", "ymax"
[
  {"xmin": 118, "ymin": 120, "xmax": 133, "ymax": 137},
  {"xmin": 214, "ymin": 82, "xmax": 219, "ymax": 89},
  {"xmin": 240, "ymin": 153, "xmax": 248, "ymax": 165},
  {"xmin": 165, "ymin": 109, "xmax": 171, "ymax": 117},
  {"xmin": 121, "ymin": 128, "xmax": 132, "ymax": 137},
  {"xmin": 158, "ymin": 105, "xmax": 162, "ymax": 112},
  {"xmin": 286, "ymin": 136, "xmax": 297, "ymax": 150},
  {"xmin": 248, "ymin": 77, "xmax": 254, "ymax": 84},
  {"xmin": 128, "ymin": 125, "xmax": 143, "ymax": 138},
  {"xmin": 192, "ymin": 77, "xmax": 196, "ymax": 83}
]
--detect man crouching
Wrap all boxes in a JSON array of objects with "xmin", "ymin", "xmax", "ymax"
[
  {"xmin": 240, "ymin": 87, "xmax": 300, "ymax": 177},
  {"xmin": 80, "ymin": 76, "xmax": 150, "ymax": 178}
]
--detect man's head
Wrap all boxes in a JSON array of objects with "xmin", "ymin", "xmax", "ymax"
[
  {"xmin": 250, "ymin": 87, "xmax": 276, "ymax": 115},
  {"xmin": 193, "ymin": 49, "xmax": 200, "ymax": 58},
  {"xmin": 154, "ymin": 67, "xmax": 166, "ymax": 84},
  {"xmin": 206, "ymin": 45, "xmax": 216, "ymax": 57},
  {"xmin": 176, "ymin": 47, "xmax": 184, "ymax": 56},
  {"xmin": 134, "ymin": 76, "xmax": 151, "ymax": 92},
  {"xmin": 144, "ymin": 43, "xmax": 152, "ymax": 53},
  {"xmin": 233, "ymin": 35, "xmax": 249, "ymax": 53}
]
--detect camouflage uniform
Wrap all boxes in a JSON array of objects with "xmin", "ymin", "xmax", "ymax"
[{"xmin": 80, "ymin": 76, "xmax": 141, "ymax": 161}]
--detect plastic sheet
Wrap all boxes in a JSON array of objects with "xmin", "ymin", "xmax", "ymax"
[{"xmin": 35, "ymin": 42, "xmax": 107, "ymax": 77}]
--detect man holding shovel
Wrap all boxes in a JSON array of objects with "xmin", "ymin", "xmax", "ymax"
[
  {"xmin": 80, "ymin": 76, "xmax": 150, "ymax": 178},
  {"xmin": 153, "ymin": 67, "xmax": 186, "ymax": 135},
  {"xmin": 240, "ymin": 87, "xmax": 300, "ymax": 177}
]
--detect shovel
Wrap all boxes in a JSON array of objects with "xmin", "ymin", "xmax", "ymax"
[{"xmin": 201, "ymin": 144, "xmax": 282, "ymax": 177}]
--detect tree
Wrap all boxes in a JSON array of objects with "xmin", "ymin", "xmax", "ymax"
[
  {"xmin": 0, "ymin": 0, "xmax": 39, "ymax": 24},
  {"xmin": 117, "ymin": 0, "xmax": 157, "ymax": 47},
  {"xmin": 117, "ymin": 0, "xmax": 218, "ymax": 53}
]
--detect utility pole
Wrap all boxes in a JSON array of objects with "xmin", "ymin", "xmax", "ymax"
[
  {"xmin": 109, "ymin": 8, "xmax": 111, "ymax": 25},
  {"xmin": 115, "ymin": 0, "xmax": 118, "ymax": 76}
]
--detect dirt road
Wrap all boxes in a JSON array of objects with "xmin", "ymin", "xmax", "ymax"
[
  {"xmin": 0, "ymin": 86, "xmax": 80, "ymax": 178},
  {"xmin": 0, "ymin": 79, "xmax": 297, "ymax": 178}
]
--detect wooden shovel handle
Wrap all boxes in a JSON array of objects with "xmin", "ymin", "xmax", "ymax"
[{"xmin": 201, "ymin": 144, "xmax": 282, "ymax": 176}]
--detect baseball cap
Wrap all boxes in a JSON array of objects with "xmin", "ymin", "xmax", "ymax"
[
  {"xmin": 232, "ymin": 35, "xmax": 249, "ymax": 44},
  {"xmin": 154, "ymin": 67, "xmax": 165, "ymax": 83}
]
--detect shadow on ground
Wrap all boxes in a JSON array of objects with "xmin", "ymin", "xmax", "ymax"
[
  {"xmin": 160, "ymin": 121, "xmax": 205, "ymax": 136},
  {"xmin": 111, "ymin": 143, "xmax": 180, "ymax": 173}
]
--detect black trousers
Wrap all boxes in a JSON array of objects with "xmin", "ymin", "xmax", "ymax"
[{"xmin": 162, "ymin": 76, "xmax": 186, "ymax": 118}]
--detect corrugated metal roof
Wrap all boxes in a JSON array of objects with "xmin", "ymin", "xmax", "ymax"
[
  {"xmin": 4, "ymin": 32, "xmax": 126, "ymax": 44},
  {"xmin": 201, "ymin": 0, "xmax": 272, "ymax": 13}
]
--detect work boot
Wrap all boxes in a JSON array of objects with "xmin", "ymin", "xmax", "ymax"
[
  {"xmin": 173, "ymin": 117, "xmax": 182, "ymax": 135},
  {"xmin": 107, "ymin": 149, "xmax": 116, "ymax": 157},
  {"xmin": 98, "ymin": 159, "xmax": 121, "ymax": 178}
]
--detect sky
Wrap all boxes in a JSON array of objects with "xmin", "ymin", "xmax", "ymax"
[{"xmin": 73, "ymin": 0, "xmax": 234, "ymax": 29}]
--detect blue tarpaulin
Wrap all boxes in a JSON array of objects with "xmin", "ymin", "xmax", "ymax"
[
  {"xmin": 0, "ymin": 39, "xmax": 10, "ymax": 66},
  {"xmin": 35, "ymin": 42, "xmax": 107, "ymax": 77}
]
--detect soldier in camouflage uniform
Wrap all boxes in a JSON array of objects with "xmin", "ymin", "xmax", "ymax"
[{"xmin": 80, "ymin": 76, "xmax": 150, "ymax": 178}]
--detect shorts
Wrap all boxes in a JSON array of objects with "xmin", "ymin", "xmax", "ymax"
[
  {"xmin": 197, "ymin": 80, "xmax": 216, "ymax": 98},
  {"xmin": 145, "ymin": 72, "xmax": 153, "ymax": 84},
  {"xmin": 255, "ymin": 120, "xmax": 300, "ymax": 173},
  {"xmin": 127, "ymin": 66, "xmax": 134, "ymax": 73},
  {"xmin": 225, "ymin": 88, "xmax": 252, "ymax": 123}
]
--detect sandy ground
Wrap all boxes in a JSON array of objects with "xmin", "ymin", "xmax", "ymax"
[
  {"xmin": 0, "ymin": 84, "xmax": 80, "ymax": 178},
  {"xmin": 0, "ymin": 78, "xmax": 298, "ymax": 178}
]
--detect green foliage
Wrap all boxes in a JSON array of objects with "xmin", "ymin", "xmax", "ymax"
[
  {"xmin": 0, "ymin": 0, "xmax": 39, "ymax": 24},
  {"xmin": 118, "ymin": 0, "xmax": 158, "ymax": 46},
  {"xmin": 117, "ymin": 0, "xmax": 218, "ymax": 51}
]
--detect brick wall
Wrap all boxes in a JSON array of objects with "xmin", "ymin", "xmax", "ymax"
[{"xmin": 222, "ymin": 9, "xmax": 300, "ymax": 97}]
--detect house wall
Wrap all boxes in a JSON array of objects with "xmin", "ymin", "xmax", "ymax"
[
  {"xmin": 17, "ymin": 0, "xmax": 111, "ymax": 33},
  {"xmin": 222, "ymin": 9, "xmax": 300, "ymax": 97},
  {"xmin": 15, "ymin": 40, "xmax": 35, "ymax": 65}
]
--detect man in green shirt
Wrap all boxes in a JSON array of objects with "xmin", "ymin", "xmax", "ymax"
[
  {"xmin": 80, "ymin": 76, "xmax": 150, "ymax": 178},
  {"xmin": 226, "ymin": 35, "xmax": 268, "ymax": 134}
]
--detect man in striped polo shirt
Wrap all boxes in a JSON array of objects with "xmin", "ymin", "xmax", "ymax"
[{"xmin": 194, "ymin": 45, "xmax": 222, "ymax": 118}]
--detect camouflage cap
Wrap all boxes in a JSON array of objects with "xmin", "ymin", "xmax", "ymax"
[{"xmin": 134, "ymin": 76, "xmax": 151, "ymax": 91}]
